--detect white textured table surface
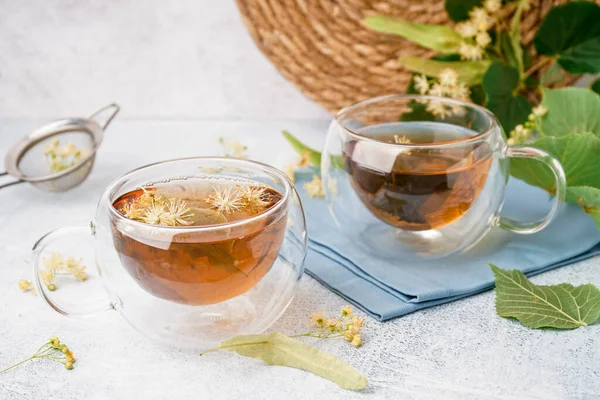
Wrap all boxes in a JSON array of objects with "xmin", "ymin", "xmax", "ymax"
[{"xmin": 0, "ymin": 120, "xmax": 599, "ymax": 400}]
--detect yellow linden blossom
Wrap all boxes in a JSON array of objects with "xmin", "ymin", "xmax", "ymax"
[
  {"xmin": 459, "ymin": 43, "xmax": 484, "ymax": 61},
  {"xmin": 532, "ymin": 105, "xmax": 548, "ymax": 117},
  {"xmin": 484, "ymin": 0, "xmax": 502, "ymax": 12},
  {"xmin": 438, "ymin": 68, "xmax": 458, "ymax": 87},
  {"xmin": 414, "ymin": 74, "xmax": 430, "ymax": 95},
  {"xmin": 285, "ymin": 151, "xmax": 314, "ymax": 184},
  {"xmin": 310, "ymin": 311, "xmax": 327, "ymax": 327},
  {"xmin": 41, "ymin": 252, "xmax": 89, "ymax": 291},
  {"xmin": 285, "ymin": 163, "xmax": 296, "ymax": 183},
  {"xmin": 303, "ymin": 306, "xmax": 365, "ymax": 348},
  {"xmin": 455, "ymin": 21, "xmax": 477, "ymax": 39},
  {"xmin": 205, "ymin": 187, "xmax": 245, "ymax": 215},
  {"xmin": 508, "ymin": 106, "xmax": 548, "ymax": 145},
  {"xmin": 469, "ymin": 7, "xmax": 492, "ymax": 31},
  {"xmin": 43, "ymin": 138, "xmax": 85, "ymax": 173},
  {"xmin": 303, "ymin": 175, "xmax": 325, "ymax": 198},
  {"xmin": 219, "ymin": 137, "xmax": 248, "ymax": 159},
  {"xmin": 416, "ymin": 68, "xmax": 470, "ymax": 118},
  {"xmin": 123, "ymin": 190, "xmax": 193, "ymax": 226},
  {"xmin": 19, "ymin": 279, "xmax": 33, "ymax": 292},
  {"xmin": 454, "ymin": 2, "xmax": 501, "ymax": 62},
  {"xmin": 394, "ymin": 135, "xmax": 411, "ymax": 144},
  {"xmin": 237, "ymin": 185, "xmax": 270, "ymax": 213},
  {"xmin": 0, "ymin": 336, "xmax": 77, "ymax": 373},
  {"xmin": 475, "ymin": 31, "xmax": 491, "ymax": 48},
  {"xmin": 65, "ymin": 257, "xmax": 88, "ymax": 281},
  {"xmin": 297, "ymin": 152, "xmax": 311, "ymax": 169},
  {"xmin": 341, "ymin": 305, "xmax": 353, "ymax": 317}
]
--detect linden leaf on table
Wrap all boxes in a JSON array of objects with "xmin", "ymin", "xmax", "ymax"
[
  {"xmin": 490, "ymin": 264, "xmax": 600, "ymax": 329},
  {"xmin": 212, "ymin": 332, "xmax": 368, "ymax": 390}
]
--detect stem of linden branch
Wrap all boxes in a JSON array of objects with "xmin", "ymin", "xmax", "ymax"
[{"xmin": 524, "ymin": 57, "xmax": 554, "ymax": 79}]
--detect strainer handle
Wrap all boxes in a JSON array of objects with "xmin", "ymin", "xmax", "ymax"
[
  {"xmin": 0, "ymin": 172, "xmax": 25, "ymax": 190},
  {"xmin": 87, "ymin": 103, "xmax": 120, "ymax": 130},
  {"xmin": 32, "ymin": 223, "xmax": 113, "ymax": 317}
]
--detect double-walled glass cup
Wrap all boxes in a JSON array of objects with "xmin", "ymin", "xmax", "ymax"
[
  {"xmin": 32, "ymin": 157, "xmax": 307, "ymax": 348},
  {"xmin": 322, "ymin": 95, "xmax": 566, "ymax": 259}
]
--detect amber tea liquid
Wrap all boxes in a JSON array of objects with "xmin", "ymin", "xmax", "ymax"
[
  {"xmin": 344, "ymin": 122, "xmax": 492, "ymax": 231},
  {"xmin": 111, "ymin": 179, "xmax": 286, "ymax": 306}
]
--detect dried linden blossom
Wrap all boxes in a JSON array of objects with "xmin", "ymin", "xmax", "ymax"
[
  {"xmin": 39, "ymin": 252, "xmax": 88, "ymax": 291},
  {"xmin": 43, "ymin": 138, "xmax": 85, "ymax": 173},
  {"xmin": 219, "ymin": 137, "xmax": 248, "ymax": 159},
  {"xmin": 0, "ymin": 336, "xmax": 76, "ymax": 374},
  {"xmin": 205, "ymin": 184, "xmax": 271, "ymax": 216},
  {"xmin": 285, "ymin": 151, "xmax": 312, "ymax": 183},
  {"xmin": 303, "ymin": 175, "xmax": 325, "ymax": 199},
  {"xmin": 18, "ymin": 279, "xmax": 36, "ymax": 296},
  {"xmin": 301, "ymin": 305, "xmax": 365, "ymax": 348},
  {"xmin": 123, "ymin": 190, "xmax": 193, "ymax": 227}
]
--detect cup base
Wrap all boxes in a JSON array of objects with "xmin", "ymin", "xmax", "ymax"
[{"xmin": 359, "ymin": 222, "xmax": 469, "ymax": 260}]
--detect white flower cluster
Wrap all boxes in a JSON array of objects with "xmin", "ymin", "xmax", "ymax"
[
  {"xmin": 413, "ymin": 68, "xmax": 471, "ymax": 118},
  {"xmin": 455, "ymin": 0, "xmax": 502, "ymax": 61},
  {"xmin": 507, "ymin": 105, "xmax": 548, "ymax": 145}
]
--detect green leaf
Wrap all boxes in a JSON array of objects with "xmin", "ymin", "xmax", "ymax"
[
  {"xmin": 507, "ymin": 0, "xmax": 528, "ymax": 77},
  {"xmin": 534, "ymin": 1, "xmax": 600, "ymax": 74},
  {"xmin": 500, "ymin": 32, "xmax": 520, "ymax": 72},
  {"xmin": 482, "ymin": 61, "xmax": 532, "ymax": 133},
  {"xmin": 538, "ymin": 87, "xmax": 600, "ymax": 137},
  {"xmin": 282, "ymin": 130, "xmax": 322, "ymax": 167},
  {"xmin": 510, "ymin": 132, "xmax": 600, "ymax": 194},
  {"xmin": 364, "ymin": 16, "xmax": 463, "ymax": 53},
  {"xmin": 540, "ymin": 62, "xmax": 564, "ymax": 86},
  {"xmin": 566, "ymin": 186, "xmax": 600, "ymax": 229},
  {"xmin": 213, "ymin": 332, "xmax": 368, "ymax": 390},
  {"xmin": 445, "ymin": 0, "xmax": 482, "ymax": 21},
  {"xmin": 591, "ymin": 78, "xmax": 600, "ymax": 95},
  {"xmin": 398, "ymin": 56, "xmax": 490, "ymax": 86},
  {"xmin": 470, "ymin": 84, "xmax": 486, "ymax": 106},
  {"xmin": 490, "ymin": 264, "xmax": 600, "ymax": 329}
]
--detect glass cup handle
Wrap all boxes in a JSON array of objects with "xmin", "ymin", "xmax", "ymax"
[
  {"xmin": 499, "ymin": 146, "xmax": 567, "ymax": 234},
  {"xmin": 32, "ymin": 223, "xmax": 113, "ymax": 317}
]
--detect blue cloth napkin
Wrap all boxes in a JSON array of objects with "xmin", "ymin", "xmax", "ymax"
[{"xmin": 298, "ymin": 177, "xmax": 600, "ymax": 321}]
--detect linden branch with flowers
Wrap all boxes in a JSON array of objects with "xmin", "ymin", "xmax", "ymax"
[{"xmin": 284, "ymin": 0, "xmax": 600, "ymax": 230}]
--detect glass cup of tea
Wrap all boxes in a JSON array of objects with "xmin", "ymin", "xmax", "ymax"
[
  {"xmin": 32, "ymin": 157, "xmax": 307, "ymax": 349},
  {"xmin": 321, "ymin": 95, "xmax": 566, "ymax": 259}
]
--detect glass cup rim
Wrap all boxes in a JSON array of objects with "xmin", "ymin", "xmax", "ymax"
[
  {"xmin": 335, "ymin": 94, "xmax": 499, "ymax": 148},
  {"xmin": 105, "ymin": 156, "xmax": 291, "ymax": 232}
]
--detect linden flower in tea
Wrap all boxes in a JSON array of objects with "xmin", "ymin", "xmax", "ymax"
[{"xmin": 111, "ymin": 179, "xmax": 287, "ymax": 305}]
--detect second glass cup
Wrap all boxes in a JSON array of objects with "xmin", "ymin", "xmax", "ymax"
[{"xmin": 321, "ymin": 95, "xmax": 566, "ymax": 259}]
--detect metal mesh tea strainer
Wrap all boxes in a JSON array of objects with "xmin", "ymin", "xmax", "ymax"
[{"xmin": 0, "ymin": 103, "xmax": 120, "ymax": 192}]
